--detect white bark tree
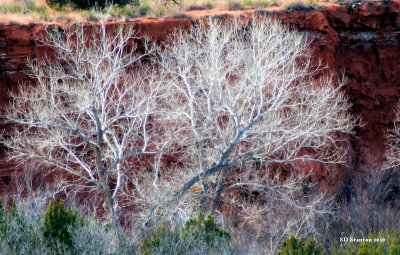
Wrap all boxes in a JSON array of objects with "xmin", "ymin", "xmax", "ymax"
[
  {"xmin": 2, "ymin": 18, "xmax": 161, "ymax": 240},
  {"xmin": 141, "ymin": 17, "xmax": 356, "ymax": 236},
  {"xmin": 2, "ymin": 15, "xmax": 356, "ymax": 247},
  {"xmin": 385, "ymin": 104, "xmax": 400, "ymax": 169}
]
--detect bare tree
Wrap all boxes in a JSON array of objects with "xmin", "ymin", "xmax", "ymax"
[
  {"xmin": 141, "ymin": 17, "xmax": 356, "ymax": 236},
  {"xmin": 2, "ymin": 18, "xmax": 161, "ymax": 240},
  {"xmin": 385, "ymin": 104, "xmax": 400, "ymax": 170},
  {"xmin": 2, "ymin": 14, "xmax": 356, "ymax": 249}
]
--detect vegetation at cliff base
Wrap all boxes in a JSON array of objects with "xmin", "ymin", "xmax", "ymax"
[
  {"xmin": 140, "ymin": 213, "xmax": 232, "ymax": 255},
  {"xmin": 1, "ymin": 197, "xmax": 400, "ymax": 255}
]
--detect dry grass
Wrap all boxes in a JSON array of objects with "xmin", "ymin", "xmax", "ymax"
[
  {"xmin": 0, "ymin": 0, "xmax": 395, "ymax": 24},
  {"xmin": 0, "ymin": 0, "xmax": 86, "ymax": 23},
  {"xmin": 0, "ymin": 0, "xmax": 326, "ymax": 24},
  {"xmin": 281, "ymin": 0, "xmax": 317, "ymax": 9}
]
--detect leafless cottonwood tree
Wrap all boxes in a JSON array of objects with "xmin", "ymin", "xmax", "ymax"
[
  {"xmin": 141, "ymin": 17, "xmax": 356, "ymax": 238},
  {"xmin": 3, "ymin": 14, "xmax": 356, "ymax": 249},
  {"xmin": 385, "ymin": 105, "xmax": 400, "ymax": 170},
  {"xmin": 2, "ymin": 18, "xmax": 162, "ymax": 240},
  {"xmin": 384, "ymin": 103, "xmax": 400, "ymax": 206}
]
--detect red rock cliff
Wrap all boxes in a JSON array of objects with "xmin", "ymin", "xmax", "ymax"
[{"xmin": 0, "ymin": 2, "xmax": 399, "ymax": 193}]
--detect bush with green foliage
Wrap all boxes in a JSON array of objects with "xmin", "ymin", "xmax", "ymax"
[
  {"xmin": 109, "ymin": 5, "xmax": 136, "ymax": 16},
  {"xmin": 0, "ymin": 199, "xmax": 49, "ymax": 255},
  {"xmin": 46, "ymin": 0, "xmax": 139, "ymax": 10},
  {"xmin": 0, "ymin": 198, "xmax": 4, "ymax": 227},
  {"xmin": 0, "ymin": 2, "xmax": 49, "ymax": 19},
  {"xmin": 25, "ymin": 2, "xmax": 50, "ymax": 20},
  {"xmin": 278, "ymin": 230, "xmax": 400, "ymax": 255},
  {"xmin": 0, "ymin": 3, "xmax": 23, "ymax": 13},
  {"xmin": 138, "ymin": 1, "xmax": 150, "ymax": 15},
  {"xmin": 0, "ymin": 198, "xmax": 132, "ymax": 255},
  {"xmin": 278, "ymin": 234, "xmax": 326, "ymax": 255},
  {"xmin": 140, "ymin": 213, "xmax": 233, "ymax": 255},
  {"xmin": 46, "ymin": 0, "xmax": 70, "ymax": 9},
  {"xmin": 72, "ymin": 0, "xmax": 132, "ymax": 9},
  {"xmin": 81, "ymin": 9, "xmax": 97, "ymax": 20},
  {"xmin": 43, "ymin": 200, "xmax": 82, "ymax": 249},
  {"xmin": 331, "ymin": 230, "xmax": 400, "ymax": 255},
  {"xmin": 154, "ymin": 6, "xmax": 165, "ymax": 16}
]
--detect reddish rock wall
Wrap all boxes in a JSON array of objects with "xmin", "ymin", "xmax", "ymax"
[
  {"xmin": 0, "ymin": 2, "xmax": 399, "ymax": 194},
  {"xmin": 257, "ymin": 2, "xmax": 400, "ymax": 180}
]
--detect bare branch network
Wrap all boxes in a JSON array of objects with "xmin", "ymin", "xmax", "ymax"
[
  {"xmin": 385, "ymin": 103, "xmax": 400, "ymax": 170},
  {"xmin": 2, "ymin": 15, "xmax": 356, "ymax": 241}
]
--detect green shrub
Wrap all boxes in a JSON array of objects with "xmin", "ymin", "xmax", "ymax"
[
  {"xmin": 243, "ymin": 0, "xmax": 253, "ymax": 6},
  {"xmin": 26, "ymin": 3, "xmax": 50, "ymax": 20},
  {"xmin": 109, "ymin": 5, "xmax": 136, "ymax": 16},
  {"xmin": 204, "ymin": 0, "xmax": 214, "ymax": 9},
  {"xmin": 279, "ymin": 231, "xmax": 400, "ymax": 255},
  {"xmin": 0, "ymin": 198, "xmax": 6, "ymax": 235},
  {"xmin": 139, "ymin": 3, "xmax": 150, "ymax": 15},
  {"xmin": 70, "ymin": 0, "xmax": 138, "ymax": 10},
  {"xmin": 259, "ymin": 0, "xmax": 271, "ymax": 7},
  {"xmin": 0, "ymin": 200, "xmax": 31, "ymax": 251},
  {"xmin": 140, "ymin": 213, "xmax": 232, "ymax": 255},
  {"xmin": 271, "ymin": 0, "xmax": 280, "ymax": 6},
  {"xmin": 0, "ymin": 199, "xmax": 48, "ymax": 255},
  {"xmin": 154, "ymin": 6, "xmax": 165, "ymax": 16},
  {"xmin": 331, "ymin": 230, "xmax": 400, "ymax": 255},
  {"xmin": 120, "ymin": 5, "xmax": 135, "ymax": 16},
  {"xmin": 181, "ymin": 213, "xmax": 231, "ymax": 247},
  {"xmin": 46, "ymin": 0, "xmax": 139, "ymax": 10},
  {"xmin": 43, "ymin": 200, "xmax": 82, "ymax": 249},
  {"xmin": 81, "ymin": 9, "xmax": 98, "ymax": 20},
  {"xmin": 0, "ymin": 3, "xmax": 23, "ymax": 13},
  {"xmin": 0, "ymin": 198, "xmax": 123, "ymax": 255},
  {"xmin": 278, "ymin": 234, "xmax": 326, "ymax": 255},
  {"xmin": 46, "ymin": 0, "xmax": 71, "ymax": 9},
  {"xmin": 228, "ymin": 1, "xmax": 243, "ymax": 10},
  {"xmin": 390, "ymin": 239, "xmax": 400, "ymax": 255}
]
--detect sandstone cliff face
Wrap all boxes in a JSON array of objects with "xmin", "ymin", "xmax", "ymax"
[
  {"xmin": 259, "ymin": 2, "xmax": 400, "ymax": 184},
  {"xmin": 0, "ymin": 2, "xmax": 399, "ymax": 194}
]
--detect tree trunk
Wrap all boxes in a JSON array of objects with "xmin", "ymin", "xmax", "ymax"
[
  {"xmin": 103, "ymin": 186, "xmax": 123, "ymax": 240},
  {"xmin": 199, "ymin": 178, "xmax": 209, "ymax": 212},
  {"xmin": 209, "ymin": 168, "xmax": 227, "ymax": 214}
]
